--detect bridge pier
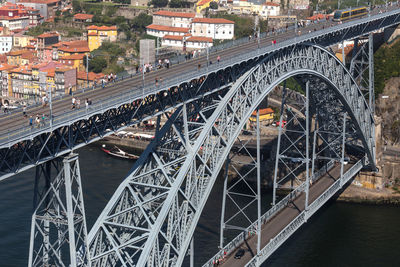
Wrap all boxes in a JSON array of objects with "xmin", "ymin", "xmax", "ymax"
[{"xmin": 28, "ymin": 153, "xmax": 90, "ymax": 267}]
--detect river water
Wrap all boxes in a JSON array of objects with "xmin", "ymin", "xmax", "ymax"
[{"xmin": 1, "ymin": 145, "xmax": 399, "ymax": 266}]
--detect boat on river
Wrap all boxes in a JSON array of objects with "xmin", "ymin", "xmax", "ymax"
[{"xmin": 101, "ymin": 145, "xmax": 139, "ymax": 160}]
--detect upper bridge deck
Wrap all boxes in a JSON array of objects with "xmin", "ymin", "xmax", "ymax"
[{"xmin": 0, "ymin": 5, "xmax": 399, "ymax": 181}]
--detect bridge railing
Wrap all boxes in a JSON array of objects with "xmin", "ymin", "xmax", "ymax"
[
  {"xmin": 202, "ymin": 160, "xmax": 335, "ymax": 267},
  {"xmin": 2, "ymin": 7, "xmax": 400, "ymax": 146},
  {"xmin": 244, "ymin": 157, "xmax": 365, "ymax": 266}
]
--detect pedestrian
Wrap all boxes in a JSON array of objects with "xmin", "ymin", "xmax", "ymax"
[
  {"xmin": 217, "ymin": 55, "xmax": 220, "ymax": 63},
  {"xmin": 209, "ymin": 60, "xmax": 212, "ymax": 65},
  {"xmin": 35, "ymin": 114, "xmax": 40, "ymax": 128},
  {"xmin": 159, "ymin": 77, "xmax": 163, "ymax": 85},
  {"xmin": 88, "ymin": 98, "xmax": 92, "ymax": 106},
  {"xmin": 72, "ymin": 97, "xmax": 76, "ymax": 109},
  {"xmin": 274, "ymin": 39, "xmax": 277, "ymax": 45},
  {"xmin": 76, "ymin": 98, "xmax": 81, "ymax": 109},
  {"xmin": 41, "ymin": 114, "xmax": 46, "ymax": 127},
  {"xmin": 22, "ymin": 105, "xmax": 27, "ymax": 117},
  {"xmin": 155, "ymin": 77, "xmax": 159, "ymax": 86},
  {"xmin": 29, "ymin": 115, "xmax": 33, "ymax": 129},
  {"xmin": 198, "ymin": 64, "xmax": 201, "ymax": 71},
  {"xmin": 3, "ymin": 103, "xmax": 7, "ymax": 113},
  {"xmin": 85, "ymin": 98, "xmax": 89, "ymax": 111}
]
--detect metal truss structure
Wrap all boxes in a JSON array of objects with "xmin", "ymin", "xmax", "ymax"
[
  {"xmin": 0, "ymin": 8, "xmax": 399, "ymax": 182},
  {"xmin": 28, "ymin": 153, "xmax": 90, "ymax": 267},
  {"xmin": 87, "ymin": 43, "xmax": 375, "ymax": 266}
]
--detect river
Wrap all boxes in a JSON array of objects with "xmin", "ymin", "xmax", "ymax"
[{"xmin": 0, "ymin": 145, "xmax": 399, "ymax": 266}]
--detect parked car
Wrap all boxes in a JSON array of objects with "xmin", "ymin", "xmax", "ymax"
[{"xmin": 234, "ymin": 248, "xmax": 245, "ymax": 259}]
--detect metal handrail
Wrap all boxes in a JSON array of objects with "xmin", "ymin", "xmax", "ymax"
[
  {"xmin": 1, "ymin": 6, "xmax": 399, "ymax": 147},
  {"xmin": 202, "ymin": 160, "xmax": 335, "ymax": 267}
]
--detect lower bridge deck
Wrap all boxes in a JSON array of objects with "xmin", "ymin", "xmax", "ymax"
[{"xmin": 216, "ymin": 162, "xmax": 353, "ymax": 266}]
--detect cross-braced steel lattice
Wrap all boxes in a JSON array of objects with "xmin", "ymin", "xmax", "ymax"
[
  {"xmin": 88, "ymin": 44, "xmax": 375, "ymax": 266},
  {"xmin": 28, "ymin": 153, "xmax": 90, "ymax": 267}
]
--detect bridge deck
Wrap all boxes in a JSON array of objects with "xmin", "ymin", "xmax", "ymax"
[
  {"xmin": 218, "ymin": 162, "xmax": 353, "ymax": 266},
  {"xmin": 0, "ymin": 5, "xmax": 397, "ymax": 148}
]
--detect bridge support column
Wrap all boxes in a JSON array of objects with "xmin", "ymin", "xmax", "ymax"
[
  {"xmin": 272, "ymin": 82, "xmax": 287, "ymax": 206},
  {"xmin": 340, "ymin": 114, "xmax": 347, "ymax": 187},
  {"xmin": 256, "ymin": 107, "xmax": 261, "ymax": 256},
  {"xmin": 28, "ymin": 153, "xmax": 91, "ymax": 267},
  {"xmin": 190, "ymin": 237, "xmax": 194, "ymax": 267}
]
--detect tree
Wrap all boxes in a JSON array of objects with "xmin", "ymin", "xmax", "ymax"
[
  {"xmin": 72, "ymin": 0, "xmax": 82, "ymax": 13},
  {"xmin": 209, "ymin": 1, "xmax": 218, "ymax": 9},
  {"xmin": 89, "ymin": 57, "xmax": 107, "ymax": 73},
  {"xmin": 151, "ymin": 0, "xmax": 168, "ymax": 7},
  {"xmin": 169, "ymin": 0, "xmax": 183, "ymax": 8},
  {"xmin": 130, "ymin": 13, "xmax": 152, "ymax": 33}
]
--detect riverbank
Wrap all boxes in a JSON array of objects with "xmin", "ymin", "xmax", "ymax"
[{"xmin": 337, "ymin": 184, "xmax": 400, "ymax": 205}]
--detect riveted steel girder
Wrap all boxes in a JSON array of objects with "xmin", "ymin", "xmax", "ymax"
[{"xmin": 87, "ymin": 44, "xmax": 375, "ymax": 266}]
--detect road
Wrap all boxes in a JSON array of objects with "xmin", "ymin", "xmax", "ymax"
[
  {"xmin": 0, "ymin": 5, "xmax": 396, "ymax": 144},
  {"xmin": 218, "ymin": 162, "xmax": 353, "ymax": 266}
]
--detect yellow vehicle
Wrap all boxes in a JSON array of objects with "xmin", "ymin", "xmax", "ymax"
[{"xmin": 333, "ymin": 7, "xmax": 368, "ymax": 22}]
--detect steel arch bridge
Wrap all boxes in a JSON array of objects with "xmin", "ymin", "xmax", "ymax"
[{"xmin": 86, "ymin": 43, "xmax": 374, "ymax": 266}]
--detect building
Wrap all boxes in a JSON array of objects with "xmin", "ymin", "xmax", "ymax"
[
  {"xmin": 59, "ymin": 53, "xmax": 85, "ymax": 71},
  {"xmin": 0, "ymin": 36, "xmax": 13, "ymax": 54},
  {"xmin": 13, "ymin": 33, "xmax": 34, "ymax": 48},
  {"xmin": 196, "ymin": 0, "xmax": 215, "ymax": 13},
  {"xmin": 0, "ymin": 63, "xmax": 16, "ymax": 96},
  {"xmin": 0, "ymin": 2, "xmax": 42, "ymax": 26},
  {"xmin": 0, "ymin": 15, "xmax": 29, "ymax": 30},
  {"xmin": 249, "ymin": 107, "xmax": 274, "ymax": 123},
  {"xmin": 37, "ymin": 31, "xmax": 59, "ymax": 59},
  {"xmin": 152, "ymin": 10, "xmax": 195, "ymax": 28},
  {"xmin": 77, "ymin": 71, "xmax": 103, "ymax": 89},
  {"xmin": 260, "ymin": 2, "xmax": 280, "ymax": 17},
  {"xmin": 10, "ymin": 65, "xmax": 32, "ymax": 99},
  {"xmin": 87, "ymin": 25, "xmax": 117, "ymax": 51},
  {"xmin": 73, "ymin": 13, "xmax": 93, "ymax": 23},
  {"xmin": 191, "ymin": 18, "xmax": 234, "ymax": 40},
  {"xmin": 161, "ymin": 35, "xmax": 213, "ymax": 49},
  {"xmin": 146, "ymin": 24, "xmax": 190, "ymax": 38},
  {"xmin": 231, "ymin": 0, "xmax": 280, "ymax": 17},
  {"xmin": 52, "ymin": 40, "xmax": 89, "ymax": 60},
  {"xmin": 7, "ymin": 49, "xmax": 25, "ymax": 65},
  {"xmin": 18, "ymin": 0, "xmax": 61, "ymax": 19},
  {"xmin": 54, "ymin": 67, "xmax": 76, "ymax": 96}
]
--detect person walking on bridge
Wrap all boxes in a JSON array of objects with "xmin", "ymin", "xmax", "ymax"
[{"xmin": 217, "ymin": 55, "xmax": 221, "ymax": 63}]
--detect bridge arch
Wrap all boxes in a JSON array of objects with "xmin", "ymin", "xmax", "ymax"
[{"xmin": 88, "ymin": 44, "xmax": 374, "ymax": 266}]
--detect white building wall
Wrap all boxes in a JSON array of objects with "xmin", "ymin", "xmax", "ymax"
[
  {"xmin": 172, "ymin": 17, "xmax": 192, "ymax": 28},
  {"xmin": 0, "ymin": 36, "xmax": 13, "ymax": 54},
  {"xmin": 191, "ymin": 23, "xmax": 234, "ymax": 40}
]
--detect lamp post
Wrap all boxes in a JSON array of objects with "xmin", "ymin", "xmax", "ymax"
[
  {"xmin": 48, "ymin": 83, "xmax": 52, "ymax": 129},
  {"xmin": 86, "ymin": 54, "xmax": 89, "ymax": 88}
]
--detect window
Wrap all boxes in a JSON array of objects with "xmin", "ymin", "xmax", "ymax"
[
  {"xmin": 216, "ymin": 31, "xmax": 218, "ymax": 34},
  {"xmin": 208, "ymin": 30, "xmax": 210, "ymax": 34},
  {"xmin": 229, "ymin": 31, "xmax": 232, "ymax": 34},
  {"xmin": 223, "ymin": 31, "xmax": 225, "ymax": 34}
]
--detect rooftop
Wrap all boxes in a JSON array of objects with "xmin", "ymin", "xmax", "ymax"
[
  {"xmin": 73, "ymin": 13, "xmax": 93, "ymax": 20},
  {"xmin": 153, "ymin": 10, "xmax": 195, "ymax": 18},
  {"xmin": 37, "ymin": 32, "xmax": 59, "ymax": 38},
  {"xmin": 192, "ymin": 18, "xmax": 234, "ymax": 24},
  {"xmin": 87, "ymin": 25, "xmax": 117, "ymax": 31},
  {"xmin": 146, "ymin": 24, "xmax": 190, "ymax": 33},
  {"xmin": 61, "ymin": 54, "xmax": 85, "ymax": 60},
  {"xmin": 187, "ymin": 36, "xmax": 213, "ymax": 43}
]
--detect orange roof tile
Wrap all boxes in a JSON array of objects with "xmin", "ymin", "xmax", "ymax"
[
  {"xmin": 61, "ymin": 54, "xmax": 85, "ymax": 60},
  {"xmin": 263, "ymin": 2, "xmax": 280, "ymax": 6},
  {"xmin": 8, "ymin": 50, "xmax": 26, "ymax": 56},
  {"xmin": 73, "ymin": 13, "xmax": 93, "ymax": 20},
  {"xmin": 0, "ymin": 63, "xmax": 16, "ymax": 71},
  {"xmin": 146, "ymin": 24, "xmax": 190, "ymax": 33},
  {"xmin": 55, "ymin": 66, "xmax": 75, "ymax": 72},
  {"xmin": 58, "ymin": 46, "xmax": 89, "ymax": 53},
  {"xmin": 153, "ymin": 10, "xmax": 195, "ymax": 18},
  {"xmin": 163, "ymin": 35, "xmax": 184, "ymax": 41},
  {"xmin": 87, "ymin": 32, "xmax": 98, "ymax": 36},
  {"xmin": 19, "ymin": 0, "xmax": 60, "ymax": 4},
  {"xmin": 38, "ymin": 32, "xmax": 59, "ymax": 38},
  {"xmin": 87, "ymin": 25, "xmax": 117, "ymax": 30},
  {"xmin": 77, "ymin": 71, "xmax": 103, "ymax": 81},
  {"xmin": 197, "ymin": 0, "xmax": 213, "ymax": 6},
  {"xmin": 186, "ymin": 36, "xmax": 213, "ymax": 43},
  {"xmin": 192, "ymin": 18, "xmax": 234, "ymax": 24}
]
